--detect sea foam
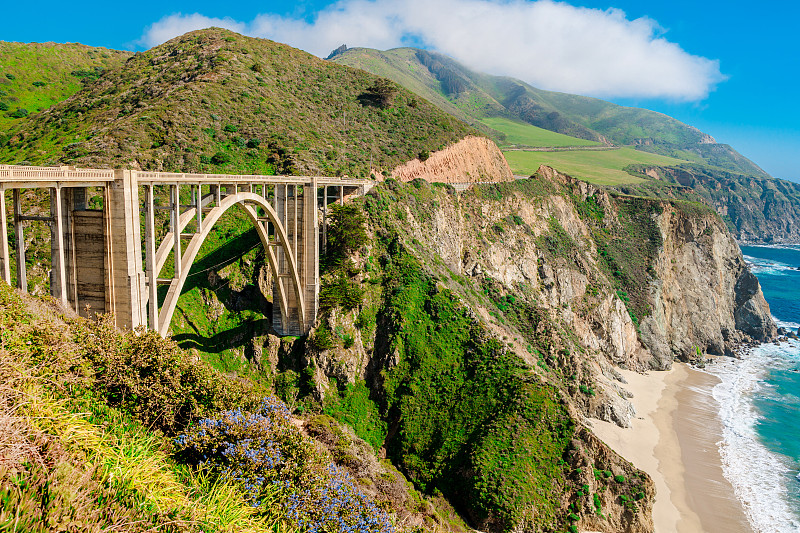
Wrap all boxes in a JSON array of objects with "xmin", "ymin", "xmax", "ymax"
[
  {"xmin": 743, "ymin": 255, "xmax": 798, "ymax": 276},
  {"xmin": 709, "ymin": 341, "xmax": 800, "ymax": 532}
]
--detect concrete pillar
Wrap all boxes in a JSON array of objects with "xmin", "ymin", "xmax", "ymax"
[
  {"xmin": 13, "ymin": 189, "xmax": 26, "ymax": 292},
  {"xmin": 0, "ymin": 189, "xmax": 10, "ymax": 285},
  {"xmin": 50, "ymin": 187, "xmax": 68, "ymax": 305},
  {"xmin": 303, "ymin": 179, "xmax": 319, "ymax": 330},
  {"xmin": 322, "ymin": 185, "xmax": 328, "ymax": 253},
  {"xmin": 195, "ymin": 183, "xmax": 202, "ymax": 233},
  {"xmin": 171, "ymin": 184, "xmax": 181, "ymax": 278},
  {"xmin": 106, "ymin": 170, "xmax": 144, "ymax": 329},
  {"xmin": 144, "ymin": 185, "xmax": 158, "ymax": 329}
]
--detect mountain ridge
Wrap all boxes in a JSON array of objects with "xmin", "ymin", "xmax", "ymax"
[{"xmin": 330, "ymin": 46, "xmax": 769, "ymax": 178}]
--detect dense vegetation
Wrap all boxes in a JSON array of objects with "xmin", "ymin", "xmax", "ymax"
[
  {"xmin": 375, "ymin": 241, "xmax": 574, "ymax": 530},
  {"xmin": 0, "ymin": 29, "xmax": 474, "ymax": 177},
  {"xmin": 0, "ymin": 42, "xmax": 130, "ymax": 139},
  {"xmin": 0, "ymin": 283, "xmax": 408, "ymax": 532}
]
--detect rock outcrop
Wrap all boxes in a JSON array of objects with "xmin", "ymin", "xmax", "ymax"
[
  {"xmin": 639, "ymin": 206, "xmax": 776, "ymax": 364},
  {"xmin": 390, "ymin": 135, "xmax": 514, "ymax": 184}
]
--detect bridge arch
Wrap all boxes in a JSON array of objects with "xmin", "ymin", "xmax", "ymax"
[{"xmin": 155, "ymin": 191, "xmax": 304, "ymax": 337}]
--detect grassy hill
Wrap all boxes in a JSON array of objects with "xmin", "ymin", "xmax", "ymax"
[
  {"xmin": 0, "ymin": 41, "xmax": 130, "ymax": 138},
  {"xmin": 505, "ymin": 147, "xmax": 689, "ymax": 185},
  {"xmin": 478, "ymin": 117, "xmax": 600, "ymax": 148},
  {"xmin": 330, "ymin": 47, "xmax": 768, "ymax": 177},
  {"xmin": 0, "ymin": 30, "xmax": 474, "ymax": 177}
]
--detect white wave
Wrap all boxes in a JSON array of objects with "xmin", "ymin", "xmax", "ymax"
[
  {"xmin": 743, "ymin": 255, "xmax": 798, "ymax": 276},
  {"xmin": 709, "ymin": 343, "xmax": 800, "ymax": 532},
  {"xmin": 775, "ymin": 316, "xmax": 800, "ymax": 332}
]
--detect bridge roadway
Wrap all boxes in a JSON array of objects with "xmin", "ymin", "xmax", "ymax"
[{"xmin": 0, "ymin": 165, "xmax": 373, "ymax": 336}]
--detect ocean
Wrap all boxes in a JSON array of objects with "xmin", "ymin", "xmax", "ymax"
[{"xmin": 709, "ymin": 245, "xmax": 800, "ymax": 532}]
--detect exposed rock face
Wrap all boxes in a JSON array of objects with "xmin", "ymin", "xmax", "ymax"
[
  {"xmin": 390, "ymin": 135, "xmax": 514, "ymax": 184},
  {"xmin": 640, "ymin": 207, "xmax": 777, "ymax": 364},
  {"xmin": 317, "ymin": 165, "xmax": 774, "ymax": 427}
]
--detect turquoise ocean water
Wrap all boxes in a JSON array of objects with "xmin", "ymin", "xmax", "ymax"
[{"xmin": 709, "ymin": 245, "xmax": 800, "ymax": 532}]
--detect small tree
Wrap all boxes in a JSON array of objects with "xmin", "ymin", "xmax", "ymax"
[
  {"xmin": 325, "ymin": 203, "xmax": 368, "ymax": 268},
  {"xmin": 364, "ymin": 78, "xmax": 397, "ymax": 109}
]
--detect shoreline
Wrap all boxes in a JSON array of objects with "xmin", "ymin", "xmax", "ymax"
[{"xmin": 590, "ymin": 363, "xmax": 752, "ymax": 533}]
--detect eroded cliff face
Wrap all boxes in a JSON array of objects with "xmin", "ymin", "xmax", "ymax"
[
  {"xmin": 640, "ymin": 206, "xmax": 776, "ymax": 364},
  {"xmin": 389, "ymin": 135, "xmax": 514, "ymax": 184},
  {"xmin": 312, "ymin": 166, "xmax": 773, "ymax": 423}
]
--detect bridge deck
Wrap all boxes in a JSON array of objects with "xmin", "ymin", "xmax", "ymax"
[{"xmin": 0, "ymin": 165, "xmax": 372, "ymax": 189}]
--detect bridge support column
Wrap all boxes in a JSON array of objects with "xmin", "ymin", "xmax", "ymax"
[
  {"xmin": 0, "ymin": 189, "xmax": 10, "ymax": 285},
  {"xmin": 105, "ymin": 170, "xmax": 145, "ymax": 329},
  {"xmin": 67, "ymin": 188, "xmax": 106, "ymax": 317},
  {"xmin": 13, "ymin": 189, "xmax": 26, "ymax": 292},
  {"xmin": 143, "ymin": 185, "xmax": 158, "ymax": 329},
  {"xmin": 50, "ymin": 187, "xmax": 68, "ymax": 306},
  {"xmin": 303, "ymin": 179, "xmax": 319, "ymax": 331}
]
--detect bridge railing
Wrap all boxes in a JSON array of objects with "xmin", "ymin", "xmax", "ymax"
[{"xmin": 0, "ymin": 165, "xmax": 115, "ymax": 183}]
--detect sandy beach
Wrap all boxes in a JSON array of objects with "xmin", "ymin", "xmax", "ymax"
[{"xmin": 590, "ymin": 363, "xmax": 753, "ymax": 533}]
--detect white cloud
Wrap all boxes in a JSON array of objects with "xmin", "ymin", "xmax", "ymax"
[
  {"xmin": 138, "ymin": 13, "xmax": 247, "ymax": 48},
  {"xmin": 138, "ymin": 0, "xmax": 725, "ymax": 101}
]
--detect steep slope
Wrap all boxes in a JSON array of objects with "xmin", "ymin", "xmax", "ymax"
[
  {"xmin": 331, "ymin": 47, "xmax": 766, "ymax": 177},
  {"xmin": 390, "ymin": 135, "xmax": 513, "ymax": 183},
  {"xmin": 0, "ymin": 41, "xmax": 130, "ymax": 137},
  {"xmin": 284, "ymin": 160, "xmax": 774, "ymax": 532},
  {"xmin": 0, "ymin": 29, "xmax": 474, "ymax": 177}
]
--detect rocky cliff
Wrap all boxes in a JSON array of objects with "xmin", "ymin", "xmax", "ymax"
[
  {"xmin": 265, "ymin": 162, "xmax": 775, "ymax": 533},
  {"xmin": 389, "ymin": 135, "xmax": 513, "ymax": 183},
  {"xmin": 639, "ymin": 204, "xmax": 776, "ymax": 363},
  {"xmin": 633, "ymin": 164, "xmax": 800, "ymax": 244}
]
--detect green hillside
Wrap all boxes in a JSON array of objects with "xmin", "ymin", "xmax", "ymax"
[
  {"xmin": 479, "ymin": 117, "xmax": 600, "ymax": 148},
  {"xmin": 505, "ymin": 147, "xmax": 688, "ymax": 185},
  {"xmin": 0, "ymin": 41, "xmax": 130, "ymax": 137},
  {"xmin": 331, "ymin": 47, "xmax": 768, "ymax": 177},
  {"xmin": 0, "ymin": 30, "xmax": 474, "ymax": 177}
]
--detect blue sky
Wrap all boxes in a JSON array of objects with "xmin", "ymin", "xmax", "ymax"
[{"xmin": 3, "ymin": 0, "xmax": 799, "ymax": 182}]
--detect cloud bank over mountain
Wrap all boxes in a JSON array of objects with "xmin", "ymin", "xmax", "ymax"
[{"xmin": 139, "ymin": 0, "xmax": 725, "ymax": 101}]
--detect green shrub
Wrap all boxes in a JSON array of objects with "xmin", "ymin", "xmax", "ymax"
[
  {"xmin": 615, "ymin": 474, "xmax": 626, "ymax": 483},
  {"xmin": 593, "ymin": 492, "xmax": 602, "ymax": 513},
  {"xmin": 274, "ymin": 370, "xmax": 301, "ymax": 404},
  {"xmin": 247, "ymin": 138, "xmax": 261, "ymax": 148},
  {"xmin": 210, "ymin": 151, "xmax": 231, "ymax": 164},
  {"xmin": 223, "ymin": 124, "xmax": 238, "ymax": 133},
  {"xmin": 70, "ymin": 316, "xmax": 262, "ymax": 433},
  {"xmin": 8, "ymin": 108, "xmax": 29, "ymax": 118},
  {"xmin": 319, "ymin": 270, "xmax": 363, "ymax": 311},
  {"xmin": 32, "ymin": 81, "xmax": 46, "ymax": 87},
  {"xmin": 323, "ymin": 203, "xmax": 368, "ymax": 270},
  {"xmin": 323, "ymin": 381, "xmax": 387, "ymax": 449},
  {"xmin": 311, "ymin": 322, "xmax": 336, "ymax": 351}
]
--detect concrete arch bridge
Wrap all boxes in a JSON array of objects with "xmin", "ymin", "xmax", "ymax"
[{"xmin": 0, "ymin": 165, "xmax": 373, "ymax": 336}]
